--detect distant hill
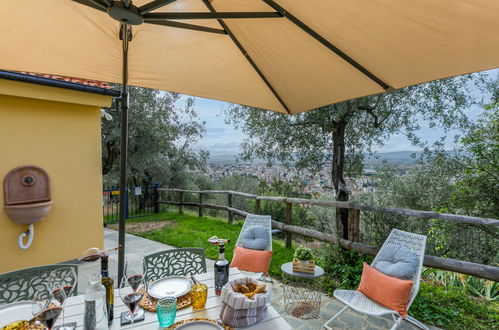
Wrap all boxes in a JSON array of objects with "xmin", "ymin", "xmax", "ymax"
[
  {"xmin": 208, "ymin": 153, "xmax": 239, "ymax": 163},
  {"xmin": 364, "ymin": 151, "xmax": 423, "ymax": 165},
  {"xmin": 208, "ymin": 150, "xmax": 427, "ymax": 165}
]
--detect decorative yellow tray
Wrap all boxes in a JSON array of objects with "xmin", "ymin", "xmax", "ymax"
[{"xmin": 167, "ymin": 318, "xmax": 232, "ymax": 330}]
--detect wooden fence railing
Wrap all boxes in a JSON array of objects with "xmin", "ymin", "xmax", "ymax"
[{"xmin": 157, "ymin": 188, "xmax": 499, "ymax": 281}]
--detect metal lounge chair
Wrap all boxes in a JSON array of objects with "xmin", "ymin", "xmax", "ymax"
[
  {"xmin": 234, "ymin": 213, "xmax": 273, "ymax": 280},
  {"xmin": 324, "ymin": 229, "xmax": 428, "ymax": 330},
  {"xmin": 143, "ymin": 248, "xmax": 207, "ymax": 282},
  {"xmin": 0, "ymin": 264, "xmax": 78, "ymax": 304}
]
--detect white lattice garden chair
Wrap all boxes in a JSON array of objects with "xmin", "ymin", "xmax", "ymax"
[
  {"xmin": 324, "ymin": 229, "xmax": 428, "ymax": 330},
  {"xmin": 232, "ymin": 213, "xmax": 273, "ymax": 280}
]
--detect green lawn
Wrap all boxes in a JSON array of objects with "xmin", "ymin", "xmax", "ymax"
[{"xmin": 123, "ymin": 210, "xmax": 295, "ymax": 277}]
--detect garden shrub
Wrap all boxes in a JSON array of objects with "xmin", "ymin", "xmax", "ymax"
[
  {"xmin": 317, "ymin": 244, "xmax": 373, "ymax": 292},
  {"xmin": 410, "ymin": 282, "xmax": 499, "ymax": 329}
]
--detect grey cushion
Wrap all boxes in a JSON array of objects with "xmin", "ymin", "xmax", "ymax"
[
  {"xmin": 373, "ymin": 244, "xmax": 419, "ymax": 280},
  {"xmin": 241, "ymin": 226, "xmax": 270, "ymax": 250}
]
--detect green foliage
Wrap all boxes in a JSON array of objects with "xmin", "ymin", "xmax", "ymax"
[
  {"xmin": 294, "ymin": 246, "xmax": 314, "ymax": 261},
  {"xmin": 260, "ymin": 179, "xmax": 306, "ymax": 197},
  {"xmin": 102, "ymin": 86, "xmax": 207, "ymax": 188},
  {"xmin": 306, "ymin": 194, "xmax": 339, "ymax": 234},
  {"xmin": 453, "ymin": 98, "xmax": 499, "ymax": 218},
  {"xmin": 410, "ymin": 282, "xmax": 499, "ymax": 329},
  {"xmin": 354, "ymin": 148, "xmax": 499, "ymax": 265},
  {"xmin": 371, "ymin": 150, "xmax": 464, "ymax": 212},
  {"xmin": 317, "ymin": 245, "xmax": 373, "ymax": 292},
  {"xmin": 135, "ymin": 210, "xmax": 295, "ymax": 277},
  {"xmin": 214, "ymin": 174, "xmax": 260, "ymax": 194},
  {"xmin": 423, "ymin": 268, "xmax": 498, "ymax": 302}
]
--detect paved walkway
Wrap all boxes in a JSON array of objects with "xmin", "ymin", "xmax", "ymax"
[{"xmin": 78, "ymin": 229, "xmax": 436, "ymax": 330}]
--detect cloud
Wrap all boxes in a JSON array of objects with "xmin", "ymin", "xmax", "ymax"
[
  {"xmin": 186, "ymin": 71, "xmax": 495, "ymax": 155},
  {"xmin": 205, "ymin": 127, "xmax": 228, "ymax": 136}
]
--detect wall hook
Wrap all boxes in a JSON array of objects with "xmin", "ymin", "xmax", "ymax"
[{"xmin": 18, "ymin": 224, "xmax": 34, "ymax": 250}]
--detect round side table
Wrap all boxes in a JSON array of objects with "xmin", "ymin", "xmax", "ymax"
[{"xmin": 281, "ymin": 262, "xmax": 324, "ymax": 319}]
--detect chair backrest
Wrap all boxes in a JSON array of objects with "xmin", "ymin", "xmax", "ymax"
[
  {"xmin": 371, "ymin": 229, "xmax": 427, "ymax": 310},
  {"xmin": 235, "ymin": 214, "xmax": 273, "ymax": 252},
  {"xmin": 143, "ymin": 248, "xmax": 206, "ymax": 282},
  {"xmin": 0, "ymin": 264, "xmax": 78, "ymax": 304}
]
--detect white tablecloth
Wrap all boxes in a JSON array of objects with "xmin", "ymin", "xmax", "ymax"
[{"xmin": 59, "ymin": 267, "xmax": 291, "ymax": 329}]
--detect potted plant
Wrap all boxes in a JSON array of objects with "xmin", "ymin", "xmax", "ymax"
[{"xmin": 292, "ymin": 246, "xmax": 315, "ymax": 273}]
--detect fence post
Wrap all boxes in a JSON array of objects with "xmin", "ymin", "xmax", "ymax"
[
  {"xmin": 178, "ymin": 191, "xmax": 184, "ymax": 215},
  {"xmin": 227, "ymin": 193, "xmax": 233, "ymax": 223},
  {"xmin": 348, "ymin": 209, "xmax": 360, "ymax": 242},
  {"xmin": 285, "ymin": 202, "xmax": 292, "ymax": 248},
  {"xmin": 153, "ymin": 183, "xmax": 160, "ymax": 214},
  {"xmin": 255, "ymin": 199, "xmax": 261, "ymax": 214},
  {"xmin": 199, "ymin": 192, "xmax": 204, "ymax": 217}
]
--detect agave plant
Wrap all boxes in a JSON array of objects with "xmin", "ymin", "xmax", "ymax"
[
  {"xmin": 423, "ymin": 267, "xmax": 498, "ymax": 301},
  {"xmin": 461, "ymin": 275, "xmax": 498, "ymax": 301}
]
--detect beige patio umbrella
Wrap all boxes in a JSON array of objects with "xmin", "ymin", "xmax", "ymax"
[{"xmin": 1, "ymin": 0, "xmax": 498, "ymax": 278}]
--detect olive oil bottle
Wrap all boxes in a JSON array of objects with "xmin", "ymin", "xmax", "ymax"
[{"xmin": 100, "ymin": 254, "xmax": 114, "ymax": 324}]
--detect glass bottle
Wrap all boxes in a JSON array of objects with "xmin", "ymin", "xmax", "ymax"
[
  {"xmin": 83, "ymin": 273, "xmax": 108, "ymax": 330},
  {"xmin": 100, "ymin": 254, "xmax": 114, "ymax": 324},
  {"xmin": 214, "ymin": 243, "xmax": 229, "ymax": 295}
]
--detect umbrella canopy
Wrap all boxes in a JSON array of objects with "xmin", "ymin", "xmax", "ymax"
[{"xmin": 1, "ymin": 0, "xmax": 498, "ymax": 114}]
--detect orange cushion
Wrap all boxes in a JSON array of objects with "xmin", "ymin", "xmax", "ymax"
[
  {"xmin": 357, "ymin": 263, "xmax": 413, "ymax": 317},
  {"xmin": 230, "ymin": 247, "xmax": 272, "ymax": 273}
]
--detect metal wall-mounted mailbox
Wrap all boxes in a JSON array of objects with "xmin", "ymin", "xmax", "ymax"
[{"xmin": 3, "ymin": 166, "xmax": 53, "ymax": 249}]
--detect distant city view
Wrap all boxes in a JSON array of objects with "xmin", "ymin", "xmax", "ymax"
[{"xmin": 203, "ymin": 150, "xmax": 424, "ymax": 197}]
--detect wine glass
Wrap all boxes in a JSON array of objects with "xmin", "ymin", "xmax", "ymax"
[
  {"xmin": 49, "ymin": 268, "xmax": 77, "ymax": 330},
  {"xmin": 78, "ymin": 246, "xmax": 121, "ymax": 262},
  {"xmin": 123, "ymin": 260, "xmax": 145, "ymax": 321},
  {"xmin": 119, "ymin": 275, "xmax": 145, "ymax": 329},
  {"xmin": 78, "ymin": 247, "xmax": 101, "ymax": 262},
  {"xmin": 31, "ymin": 298, "xmax": 49, "ymax": 324},
  {"xmin": 31, "ymin": 298, "xmax": 62, "ymax": 330}
]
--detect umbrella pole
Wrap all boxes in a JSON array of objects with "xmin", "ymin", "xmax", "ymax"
[{"xmin": 118, "ymin": 23, "xmax": 130, "ymax": 282}]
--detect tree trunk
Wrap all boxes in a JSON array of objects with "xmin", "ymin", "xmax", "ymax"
[
  {"xmin": 102, "ymin": 140, "xmax": 118, "ymax": 175},
  {"xmin": 331, "ymin": 120, "xmax": 350, "ymax": 240}
]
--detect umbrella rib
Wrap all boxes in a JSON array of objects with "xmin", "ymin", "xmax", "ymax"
[
  {"xmin": 88, "ymin": 0, "xmax": 109, "ymax": 9},
  {"xmin": 262, "ymin": 0, "xmax": 391, "ymax": 91},
  {"xmin": 139, "ymin": 0, "xmax": 177, "ymax": 15},
  {"xmin": 71, "ymin": 0, "xmax": 107, "ymax": 12},
  {"xmin": 201, "ymin": 0, "xmax": 292, "ymax": 114},
  {"xmin": 143, "ymin": 12, "xmax": 283, "ymax": 20},
  {"xmin": 144, "ymin": 19, "xmax": 227, "ymax": 34}
]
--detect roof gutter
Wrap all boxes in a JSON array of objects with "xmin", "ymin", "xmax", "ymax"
[{"xmin": 0, "ymin": 70, "xmax": 121, "ymax": 97}]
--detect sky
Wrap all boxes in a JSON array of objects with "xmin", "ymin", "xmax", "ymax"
[{"xmin": 184, "ymin": 70, "xmax": 497, "ymax": 157}]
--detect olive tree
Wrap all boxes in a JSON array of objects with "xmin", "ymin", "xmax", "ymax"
[
  {"xmin": 224, "ymin": 74, "xmax": 485, "ymax": 238},
  {"xmin": 102, "ymin": 86, "xmax": 208, "ymax": 188}
]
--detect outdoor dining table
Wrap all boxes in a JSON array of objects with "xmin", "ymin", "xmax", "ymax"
[{"xmin": 57, "ymin": 267, "xmax": 291, "ymax": 329}]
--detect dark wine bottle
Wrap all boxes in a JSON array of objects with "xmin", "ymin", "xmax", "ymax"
[
  {"xmin": 100, "ymin": 254, "xmax": 114, "ymax": 324},
  {"xmin": 214, "ymin": 243, "xmax": 229, "ymax": 295}
]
